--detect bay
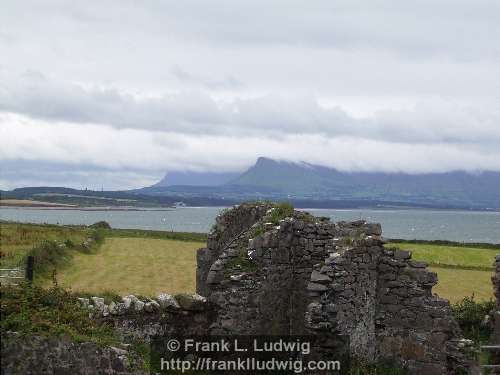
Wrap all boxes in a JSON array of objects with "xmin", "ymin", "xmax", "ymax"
[{"xmin": 1, "ymin": 207, "xmax": 499, "ymax": 243}]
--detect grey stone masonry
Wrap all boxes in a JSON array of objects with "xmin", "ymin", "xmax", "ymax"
[
  {"xmin": 1, "ymin": 293, "xmax": 216, "ymax": 374},
  {"xmin": 196, "ymin": 202, "xmax": 271, "ymax": 296},
  {"xmin": 1, "ymin": 332, "xmax": 144, "ymax": 375},
  {"xmin": 490, "ymin": 255, "xmax": 500, "ymax": 372},
  {"xmin": 197, "ymin": 203, "xmax": 475, "ymax": 374},
  {"xmin": 2, "ymin": 203, "xmax": 477, "ymax": 375}
]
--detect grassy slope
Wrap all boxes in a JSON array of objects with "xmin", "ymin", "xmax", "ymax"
[
  {"xmin": 389, "ymin": 242, "xmax": 496, "ymax": 270},
  {"xmin": 100, "ymin": 228, "xmax": 207, "ymax": 242},
  {"xmin": 389, "ymin": 242, "xmax": 496, "ymax": 302},
  {"xmin": 429, "ymin": 267, "xmax": 493, "ymax": 302},
  {"xmin": 2, "ymin": 222, "xmax": 496, "ymax": 302},
  {"xmin": 50, "ymin": 237, "xmax": 201, "ymax": 296},
  {"xmin": 0, "ymin": 222, "xmax": 91, "ymax": 268}
]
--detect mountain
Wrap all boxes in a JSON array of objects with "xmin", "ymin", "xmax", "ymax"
[
  {"xmin": 153, "ymin": 171, "xmax": 240, "ymax": 187},
  {"xmin": 229, "ymin": 157, "xmax": 500, "ymax": 208},
  {"xmin": 6, "ymin": 159, "xmax": 500, "ymax": 209},
  {"xmin": 139, "ymin": 157, "xmax": 500, "ymax": 209}
]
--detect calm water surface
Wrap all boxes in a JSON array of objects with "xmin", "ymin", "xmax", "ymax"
[{"xmin": 1, "ymin": 207, "xmax": 499, "ymax": 243}]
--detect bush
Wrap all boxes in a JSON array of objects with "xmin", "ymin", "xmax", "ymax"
[
  {"xmin": 89, "ymin": 229, "xmax": 105, "ymax": 244},
  {"xmin": 451, "ymin": 296, "xmax": 495, "ymax": 342},
  {"xmin": 0, "ymin": 283, "xmax": 118, "ymax": 345},
  {"xmin": 90, "ymin": 221, "xmax": 111, "ymax": 229},
  {"xmin": 64, "ymin": 239, "xmax": 75, "ymax": 248},
  {"xmin": 26, "ymin": 240, "xmax": 70, "ymax": 275}
]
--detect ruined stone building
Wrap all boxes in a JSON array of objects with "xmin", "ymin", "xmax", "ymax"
[
  {"xmin": 197, "ymin": 203, "xmax": 474, "ymax": 374},
  {"xmin": 2, "ymin": 203, "xmax": 481, "ymax": 374}
]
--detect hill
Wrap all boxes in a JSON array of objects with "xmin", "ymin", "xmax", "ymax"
[
  {"xmin": 230, "ymin": 157, "xmax": 500, "ymax": 208},
  {"xmin": 144, "ymin": 157, "xmax": 500, "ymax": 209},
  {"xmin": 4, "ymin": 158, "xmax": 500, "ymax": 209}
]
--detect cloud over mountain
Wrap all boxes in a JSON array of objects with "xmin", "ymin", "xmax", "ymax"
[{"xmin": 1, "ymin": 1, "xmax": 499, "ymax": 189}]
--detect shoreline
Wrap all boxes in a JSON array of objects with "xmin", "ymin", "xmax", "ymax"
[
  {"xmin": 0, "ymin": 205, "xmax": 175, "ymax": 212},
  {"xmin": 2, "ymin": 204, "xmax": 499, "ymax": 213}
]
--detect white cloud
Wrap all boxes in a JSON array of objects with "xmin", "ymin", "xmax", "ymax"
[
  {"xmin": 1, "ymin": 113, "xmax": 500, "ymax": 189},
  {"xmin": 1, "ymin": 1, "xmax": 499, "ymax": 188},
  {"xmin": 1, "ymin": 72, "xmax": 499, "ymax": 145}
]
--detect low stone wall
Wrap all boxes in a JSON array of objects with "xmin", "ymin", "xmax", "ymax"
[
  {"xmin": 1, "ymin": 293, "xmax": 216, "ymax": 375},
  {"xmin": 1, "ymin": 332, "xmax": 143, "ymax": 375},
  {"xmin": 79, "ymin": 293, "xmax": 216, "ymax": 342}
]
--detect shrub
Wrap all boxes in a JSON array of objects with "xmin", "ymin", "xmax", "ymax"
[
  {"xmin": 0, "ymin": 283, "xmax": 118, "ymax": 346},
  {"xmin": 90, "ymin": 221, "xmax": 111, "ymax": 229},
  {"xmin": 26, "ymin": 240, "xmax": 69, "ymax": 275},
  {"xmin": 451, "ymin": 296, "xmax": 495, "ymax": 342},
  {"xmin": 89, "ymin": 229, "xmax": 105, "ymax": 244},
  {"xmin": 64, "ymin": 239, "xmax": 75, "ymax": 248}
]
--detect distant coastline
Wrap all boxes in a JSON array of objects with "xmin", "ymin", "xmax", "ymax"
[{"xmin": 0, "ymin": 200, "xmax": 174, "ymax": 211}]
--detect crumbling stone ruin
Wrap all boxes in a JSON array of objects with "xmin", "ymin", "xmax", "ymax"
[
  {"xmin": 490, "ymin": 256, "xmax": 500, "ymax": 372},
  {"xmin": 197, "ymin": 203, "xmax": 474, "ymax": 374},
  {"xmin": 2, "ymin": 203, "xmax": 478, "ymax": 374}
]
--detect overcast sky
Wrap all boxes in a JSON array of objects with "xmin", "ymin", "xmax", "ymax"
[{"xmin": 1, "ymin": 0, "xmax": 499, "ymax": 189}]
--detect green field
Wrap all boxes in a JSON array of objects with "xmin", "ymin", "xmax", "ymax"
[
  {"xmin": 50, "ymin": 237, "xmax": 201, "ymax": 296},
  {"xmin": 0, "ymin": 222, "xmax": 92, "ymax": 268},
  {"xmin": 1, "ymin": 222, "xmax": 497, "ymax": 303},
  {"xmin": 389, "ymin": 242, "xmax": 496, "ymax": 270},
  {"xmin": 389, "ymin": 242, "xmax": 496, "ymax": 302}
]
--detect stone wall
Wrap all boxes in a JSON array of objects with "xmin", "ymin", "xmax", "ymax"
[
  {"xmin": 197, "ymin": 203, "xmax": 474, "ymax": 374},
  {"xmin": 80, "ymin": 293, "xmax": 216, "ymax": 342},
  {"xmin": 491, "ymin": 255, "xmax": 500, "ymax": 372},
  {"xmin": 2, "ymin": 203, "xmax": 476, "ymax": 374},
  {"xmin": 1, "ymin": 332, "xmax": 143, "ymax": 375},
  {"xmin": 196, "ymin": 203, "xmax": 271, "ymax": 296},
  {"xmin": 1, "ymin": 294, "xmax": 216, "ymax": 375}
]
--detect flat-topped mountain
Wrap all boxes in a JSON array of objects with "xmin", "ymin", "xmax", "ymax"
[
  {"xmin": 5, "ymin": 158, "xmax": 500, "ymax": 209},
  {"xmin": 145, "ymin": 157, "xmax": 500, "ymax": 209}
]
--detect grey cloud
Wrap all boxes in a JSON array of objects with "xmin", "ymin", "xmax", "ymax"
[
  {"xmin": 171, "ymin": 65, "xmax": 244, "ymax": 90},
  {"xmin": 1, "ymin": 1, "xmax": 499, "ymax": 189},
  {"xmin": 2, "ymin": 115, "xmax": 500, "ymax": 192},
  {"xmin": 1, "ymin": 71, "xmax": 499, "ymax": 145},
  {"xmin": 0, "ymin": 160, "xmax": 160, "ymax": 190},
  {"xmin": 3, "ymin": 0, "xmax": 498, "ymax": 61}
]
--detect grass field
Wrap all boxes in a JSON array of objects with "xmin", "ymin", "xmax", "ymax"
[
  {"xmin": 389, "ymin": 242, "xmax": 496, "ymax": 302},
  {"xmin": 389, "ymin": 242, "xmax": 496, "ymax": 270},
  {"xmin": 49, "ymin": 237, "xmax": 202, "ymax": 296},
  {"xmin": 0, "ymin": 222, "xmax": 91, "ymax": 268},
  {"xmin": 1, "ymin": 221, "xmax": 497, "ymax": 302},
  {"xmin": 428, "ymin": 267, "xmax": 493, "ymax": 302}
]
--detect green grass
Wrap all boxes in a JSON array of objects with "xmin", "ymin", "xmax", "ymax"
[
  {"xmin": 0, "ymin": 282, "xmax": 119, "ymax": 346},
  {"xmin": 2, "ymin": 222, "xmax": 496, "ymax": 303},
  {"xmin": 102, "ymin": 228, "xmax": 207, "ymax": 242},
  {"xmin": 389, "ymin": 242, "xmax": 496, "ymax": 270},
  {"xmin": 1, "ymin": 222, "xmax": 204, "ymax": 295},
  {"xmin": 50, "ymin": 237, "xmax": 202, "ymax": 297},
  {"xmin": 428, "ymin": 267, "xmax": 493, "ymax": 303},
  {"xmin": 389, "ymin": 241, "xmax": 496, "ymax": 302},
  {"xmin": 0, "ymin": 222, "xmax": 92, "ymax": 268},
  {"xmin": 386, "ymin": 238, "xmax": 500, "ymax": 250}
]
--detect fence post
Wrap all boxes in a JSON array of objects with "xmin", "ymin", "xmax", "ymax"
[{"xmin": 25, "ymin": 256, "xmax": 34, "ymax": 283}]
